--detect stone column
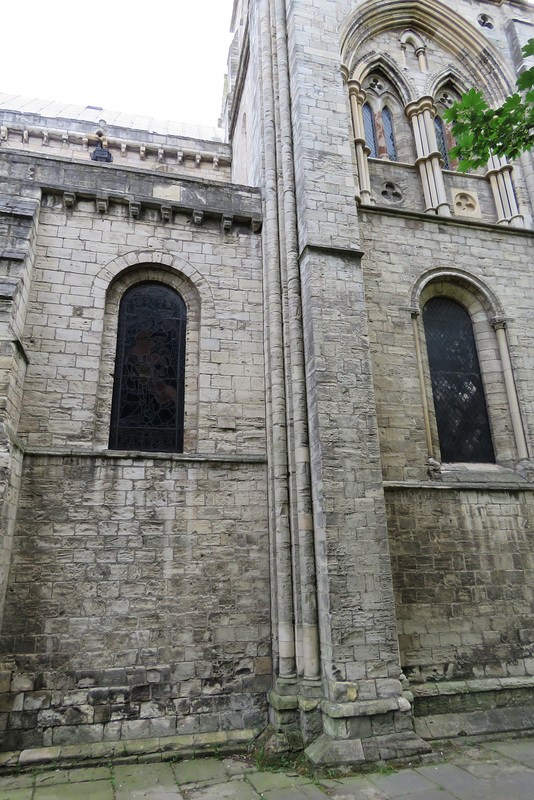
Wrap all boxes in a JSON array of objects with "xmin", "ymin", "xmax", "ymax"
[
  {"xmin": 486, "ymin": 154, "xmax": 524, "ymax": 228},
  {"xmin": 347, "ymin": 79, "xmax": 373, "ymax": 205},
  {"xmin": 405, "ymin": 97, "xmax": 450, "ymax": 216},
  {"xmin": 492, "ymin": 318, "xmax": 529, "ymax": 461}
]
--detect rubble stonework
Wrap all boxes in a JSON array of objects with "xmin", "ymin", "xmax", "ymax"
[{"xmin": 1, "ymin": 0, "xmax": 534, "ymax": 764}]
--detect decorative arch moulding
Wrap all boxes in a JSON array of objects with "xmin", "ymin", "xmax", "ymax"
[
  {"xmin": 410, "ymin": 266, "xmax": 506, "ymax": 318},
  {"xmin": 93, "ymin": 249, "xmax": 217, "ymax": 319},
  {"xmin": 340, "ymin": 0, "xmax": 516, "ymax": 103}
]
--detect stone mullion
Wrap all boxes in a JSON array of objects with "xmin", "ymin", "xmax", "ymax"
[{"xmin": 375, "ymin": 110, "xmax": 388, "ymax": 160}]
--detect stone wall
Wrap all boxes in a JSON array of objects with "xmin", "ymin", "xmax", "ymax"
[
  {"xmin": 360, "ymin": 206, "xmax": 534, "ymax": 684},
  {"xmin": 0, "ymin": 146, "xmax": 269, "ymax": 751},
  {"xmin": 360, "ymin": 210, "xmax": 534, "ymax": 482},
  {"xmin": 387, "ymin": 485, "xmax": 534, "ymax": 682},
  {"xmin": 0, "ymin": 453, "xmax": 269, "ymax": 751}
]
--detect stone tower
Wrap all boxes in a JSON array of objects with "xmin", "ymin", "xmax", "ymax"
[
  {"xmin": 1, "ymin": 0, "xmax": 534, "ymax": 766},
  {"xmin": 225, "ymin": 0, "xmax": 534, "ymax": 764}
]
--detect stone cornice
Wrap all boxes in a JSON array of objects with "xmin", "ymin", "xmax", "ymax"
[{"xmin": 0, "ymin": 150, "xmax": 262, "ymax": 230}]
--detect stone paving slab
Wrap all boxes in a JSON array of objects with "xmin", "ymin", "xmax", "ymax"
[
  {"xmin": 34, "ymin": 782, "xmax": 114, "ymax": 800},
  {"xmin": 1, "ymin": 739, "xmax": 534, "ymax": 799},
  {"xmin": 415, "ymin": 762, "xmax": 492, "ymax": 798},
  {"xmin": 367, "ymin": 769, "xmax": 438, "ymax": 796},
  {"xmin": 247, "ymin": 771, "xmax": 312, "ymax": 793},
  {"xmin": 0, "ymin": 790, "xmax": 34, "ymax": 800},
  {"xmin": 182, "ymin": 778, "xmax": 257, "ymax": 799},
  {"xmin": 115, "ymin": 762, "xmax": 178, "ymax": 797},
  {"xmin": 483, "ymin": 739, "xmax": 534, "ymax": 768},
  {"xmin": 0, "ymin": 775, "xmax": 34, "ymax": 791},
  {"xmin": 173, "ymin": 758, "xmax": 228, "ymax": 787}
]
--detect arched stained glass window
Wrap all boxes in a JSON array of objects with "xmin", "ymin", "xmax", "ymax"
[
  {"xmin": 362, "ymin": 104, "xmax": 378, "ymax": 158},
  {"xmin": 434, "ymin": 116, "xmax": 450, "ymax": 170},
  {"xmin": 382, "ymin": 107, "xmax": 397, "ymax": 161},
  {"xmin": 109, "ymin": 282, "xmax": 186, "ymax": 453},
  {"xmin": 423, "ymin": 297, "xmax": 494, "ymax": 463}
]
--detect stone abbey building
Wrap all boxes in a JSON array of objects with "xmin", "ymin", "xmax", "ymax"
[{"xmin": 1, "ymin": 0, "xmax": 534, "ymax": 766}]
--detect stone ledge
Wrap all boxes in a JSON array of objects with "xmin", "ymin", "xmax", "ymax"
[
  {"xmin": 383, "ymin": 480, "xmax": 534, "ymax": 492},
  {"xmin": 0, "ymin": 249, "xmax": 26, "ymax": 261},
  {"xmin": 415, "ymin": 707, "xmax": 534, "ymax": 741},
  {"xmin": 359, "ymin": 203, "xmax": 534, "ymax": 237},
  {"xmin": 0, "ymin": 198, "xmax": 39, "ymax": 218},
  {"xmin": 412, "ymin": 676, "xmax": 534, "ymax": 698},
  {"xmin": 23, "ymin": 447, "xmax": 267, "ymax": 464},
  {"xmin": 0, "ymin": 727, "xmax": 260, "ymax": 771},
  {"xmin": 322, "ymin": 697, "xmax": 409, "ymax": 718}
]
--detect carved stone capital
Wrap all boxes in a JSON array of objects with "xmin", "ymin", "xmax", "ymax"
[
  {"xmin": 405, "ymin": 95, "xmax": 437, "ymax": 121},
  {"xmin": 347, "ymin": 79, "xmax": 366, "ymax": 104}
]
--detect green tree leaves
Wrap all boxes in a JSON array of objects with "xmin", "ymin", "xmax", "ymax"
[{"xmin": 443, "ymin": 39, "xmax": 534, "ymax": 172}]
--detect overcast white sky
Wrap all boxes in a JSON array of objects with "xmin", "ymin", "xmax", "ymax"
[{"xmin": 4, "ymin": 0, "xmax": 235, "ymax": 128}]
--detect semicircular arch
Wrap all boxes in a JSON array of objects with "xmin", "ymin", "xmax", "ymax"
[
  {"xmin": 92, "ymin": 249, "xmax": 216, "ymax": 321},
  {"xmin": 411, "ymin": 267, "xmax": 505, "ymax": 318}
]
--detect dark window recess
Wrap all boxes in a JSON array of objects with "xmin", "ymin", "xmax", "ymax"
[
  {"xmin": 434, "ymin": 116, "xmax": 450, "ymax": 170},
  {"xmin": 382, "ymin": 107, "xmax": 397, "ymax": 162},
  {"xmin": 423, "ymin": 297, "xmax": 495, "ymax": 463},
  {"xmin": 110, "ymin": 282, "xmax": 186, "ymax": 452},
  {"xmin": 362, "ymin": 104, "xmax": 378, "ymax": 158}
]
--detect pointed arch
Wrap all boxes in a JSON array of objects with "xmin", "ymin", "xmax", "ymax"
[
  {"xmin": 351, "ymin": 53, "xmax": 416, "ymax": 105},
  {"xmin": 340, "ymin": 0, "xmax": 515, "ymax": 104},
  {"xmin": 426, "ymin": 66, "xmax": 472, "ymax": 101}
]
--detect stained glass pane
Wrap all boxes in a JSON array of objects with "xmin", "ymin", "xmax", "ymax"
[
  {"xmin": 434, "ymin": 116, "xmax": 450, "ymax": 170},
  {"xmin": 382, "ymin": 107, "xmax": 397, "ymax": 162},
  {"xmin": 362, "ymin": 104, "xmax": 378, "ymax": 158},
  {"xmin": 110, "ymin": 283, "xmax": 186, "ymax": 453},
  {"xmin": 423, "ymin": 297, "xmax": 494, "ymax": 463}
]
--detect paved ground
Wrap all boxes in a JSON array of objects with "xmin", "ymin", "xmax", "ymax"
[{"xmin": 1, "ymin": 738, "xmax": 534, "ymax": 799}]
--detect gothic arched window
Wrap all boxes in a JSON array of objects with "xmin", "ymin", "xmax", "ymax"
[
  {"xmin": 362, "ymin": 103, "xmax": 378, "ymax": 158},
  {"xmin": 382, "ymin": 107, "xmax": 397, "ymax": 161},
  {"xmin": 434, "ymin": 116, "xmax": 450, "ymax": 170},
  {"xmin": 109, "ymin": 282, "xmax": 187, "ymax": 453},
  {"xmin": 423, "ymin": 297, "xmax": 494, "ymax": 463}
]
